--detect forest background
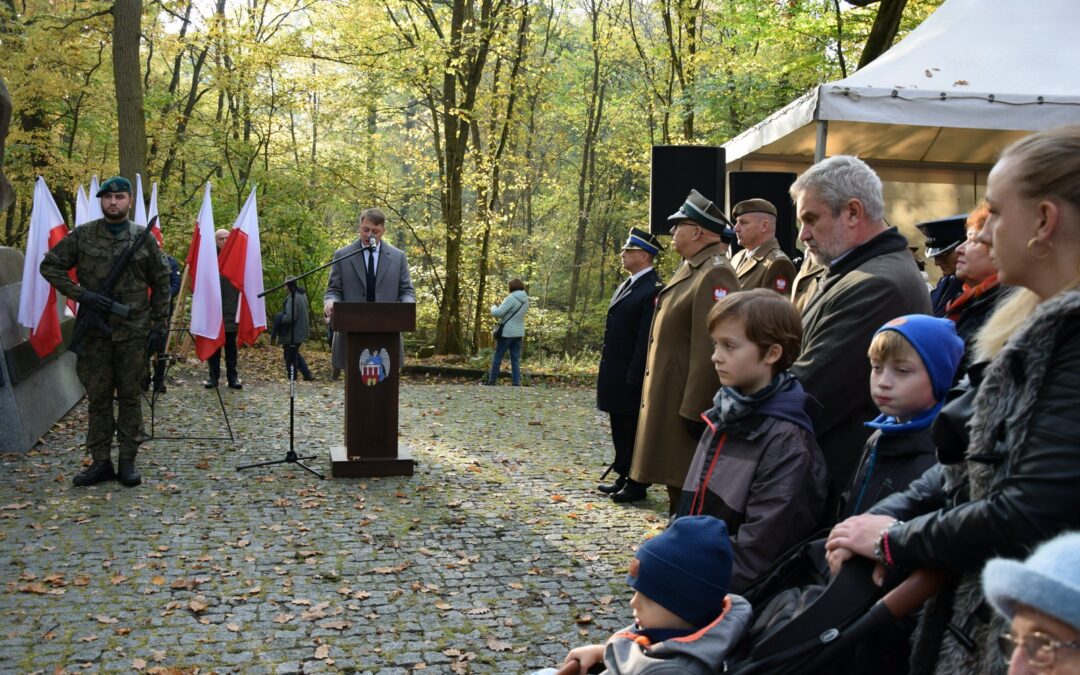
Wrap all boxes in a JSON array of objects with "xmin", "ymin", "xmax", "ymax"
[{"xmin": 0, "ymin": 0, "xmax": 942, "ymax": 358}]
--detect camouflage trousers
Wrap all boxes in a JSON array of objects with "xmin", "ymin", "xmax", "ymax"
[{"xmin": 75, "ymin": 334, "xmax": 148, "ymax": 462}]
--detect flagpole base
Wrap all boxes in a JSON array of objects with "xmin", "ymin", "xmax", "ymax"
[{"xmin": 329, "ymin": 445, "xmax": 415, "ymax": 478}]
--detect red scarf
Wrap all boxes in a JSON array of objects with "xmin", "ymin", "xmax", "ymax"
[{"xmin": 945, "ymin": 274, "xmax": 999, "ymax": 323}]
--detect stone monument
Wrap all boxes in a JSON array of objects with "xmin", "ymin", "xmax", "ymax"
[{"xmin": 0, "ymin": 246, "xmax": 83, "ymax": 453}]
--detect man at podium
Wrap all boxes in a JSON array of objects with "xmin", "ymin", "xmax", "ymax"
[{"xmin": 323, "ymin": 208, "xmax": 415, "ymax": 374}]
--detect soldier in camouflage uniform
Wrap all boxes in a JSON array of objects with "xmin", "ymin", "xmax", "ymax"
[
  {"xmin": 40, "ymin": 176, "xmax": 171, "ymax": 487},
  {"xmin": 730, "ymin": 198, "xmax": 796, "ymax": 295}
]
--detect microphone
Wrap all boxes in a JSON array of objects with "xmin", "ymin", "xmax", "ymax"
[{"xmin": 368, "ymin": 236, "xmax": 377, "ymax": 250}]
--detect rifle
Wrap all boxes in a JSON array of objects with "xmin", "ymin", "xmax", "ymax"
[{"xmin": 67, "ymin": 216, "xmax": 158, "ymax": 357}]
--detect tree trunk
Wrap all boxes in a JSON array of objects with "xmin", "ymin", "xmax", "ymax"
[
  {"xmin": 858, "ymin": 0, "xmax": 908, "ymax": 69},
  {"xmin": 112, "ymin": 0, "xmax": 148, "ymax": 183}
]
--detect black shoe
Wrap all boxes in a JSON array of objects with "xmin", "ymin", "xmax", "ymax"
[
  {"xmin": 72, "ymin": 460, "xmax": 115, "ymax": 487},
  {"xmin": 611, "ymin": 480, "xmax": 648, "ymax": 503},
  {"xmin": 227, "ymin": 379, "xmax": 243, "ymax": 390},
  {"xmin": 117, "ymin": 460, "xmax": 141, "ymax": 487},
  {"xmin": 153, "ymin": 383, "xmax": 167, "ymax": 394},
  {"xmin": 203, "ymin": 379, "xmax": 218, "ymax": 389},
  {"xmin": 598, "ymin": 474, "xmax": 627, "ymax": 495},
  {"xmin": 302, "ymin": 374, "xmax": 314, "ymax": 382}
]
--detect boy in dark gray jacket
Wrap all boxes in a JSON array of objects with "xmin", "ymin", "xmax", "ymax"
[{"xmin": 535, "ymin": 516, "xmax": 751, "ymax": 675}]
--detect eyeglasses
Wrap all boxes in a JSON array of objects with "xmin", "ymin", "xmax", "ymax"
[{"xmin": 999, "ymin": 631, "xmax": 1080, "ymax": 669}]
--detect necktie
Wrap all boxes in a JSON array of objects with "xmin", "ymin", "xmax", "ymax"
[
  {"xmin": 365, "ymin": 249, "xmax": 376, "ymax": 302},
  {"xmin": 611, "ymin": 277, "xmax": 630, "ymax": 306}
]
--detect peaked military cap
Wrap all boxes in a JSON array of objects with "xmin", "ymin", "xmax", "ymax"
[
  {"xmin": 668, "ymin": 189, "xmax": 735, "ymax": 241},
  {"xmin": 96, "ymin": 176, "xmax": 133, "ymax": 196},
  {"xmin": 916, "ymin": 214, "xmax": 967, "ymax": 257},
  {"xmin": 731, "ymin": 198, "xmax": 778, "ymax": 219},
  {"xmin": 621, "ymin": 227, "xmax": 664, "ymax": 256}
]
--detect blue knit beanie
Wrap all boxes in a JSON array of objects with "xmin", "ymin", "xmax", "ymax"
[
  {"xmin": 875, "ymin": 315, "xmax": 965, "ymax": 402},
  {"xmin": 983, "ymin": 531, "xmax": 1080, "ymax": 631},
  {"xmin": 626, "ymin": 516, "xmax": 733, "ymax": 629}
]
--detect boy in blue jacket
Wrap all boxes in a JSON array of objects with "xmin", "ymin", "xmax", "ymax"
[{"xmin": 838, "ymin": 314, "xmax": 964, "ymax": 519}]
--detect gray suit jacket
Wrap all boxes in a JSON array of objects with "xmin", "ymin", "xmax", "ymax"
[{"xmin": 325, "ymin": 239, "xmax": 415, "ymax": 369}]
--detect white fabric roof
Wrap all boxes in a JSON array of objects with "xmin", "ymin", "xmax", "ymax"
[{"xmin": 724, "ymin": 0, "xmax": 1080, "ymax": 167}]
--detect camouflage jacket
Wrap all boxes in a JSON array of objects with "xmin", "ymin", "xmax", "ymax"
[{"xmin": 40, "ymin": 218, "xmax": 172, "ymax": 341}]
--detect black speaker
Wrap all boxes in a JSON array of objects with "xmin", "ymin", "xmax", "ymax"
[
  {"xmin": 728, "ymin": 171, "xmax": 799, "ymax": 259},
  {"xmin": 649, "ymin": 146, "xmax": 725, "ymax": 236}
]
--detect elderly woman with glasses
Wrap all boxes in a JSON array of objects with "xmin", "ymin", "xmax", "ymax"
[
  {"xmin": 944, "ymin": 202, "xmax": 1013, "ymax": 379},
  {"xmin": 983, "ymin": 532, "xmax": 1080, "ymax": 675}
]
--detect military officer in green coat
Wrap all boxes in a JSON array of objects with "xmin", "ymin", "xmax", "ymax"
[
  {"xmin": 40, "ymin": 176, "xmax": 171, "ymax": 487},
  {"xmin": 730, "ymin": 198, "xmax": 796, "ymax": 295}
]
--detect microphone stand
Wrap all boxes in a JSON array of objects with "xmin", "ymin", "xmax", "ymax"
[{"xmin": 237, "ymin": 282, "xmax": 323, "ymax": 479}]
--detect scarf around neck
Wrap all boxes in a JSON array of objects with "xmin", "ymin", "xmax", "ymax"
[{"xmin": 715, "ymin": 371, "xmax": 796, "ymax": 424}]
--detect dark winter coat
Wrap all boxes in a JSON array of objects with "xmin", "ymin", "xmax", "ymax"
[
  {"xmin": 678, "ymin": 381, "xmax": 828, "ymax": 592},
  {"xmin": 838, "ymin": 428, "xmax": 937, "ymax": 520},
  {"xmin": 790, "ymin": 228, "xmax": 931, "ymax": 490},
  {"xmin": 597, "ymin": 269, "xmax": 663, "ymax": 414},
  {"xmin": 870, "ymin": 287, "xmax": 1080, "ymax": 675},
  {"xmin": 279, "ymin": 287, "xmax": 310, "ymax": 346},
  {"xmin": 930, "ymin": 274, "xmax": 964, "ymax": 317}
]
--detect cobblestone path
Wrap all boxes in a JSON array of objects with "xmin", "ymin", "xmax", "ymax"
[{"xmin": 1, "ymin": 362, "xmax": 669, "ymax": 673}]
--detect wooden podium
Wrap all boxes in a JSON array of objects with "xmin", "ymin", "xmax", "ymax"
[{"xmin": 329, "ymin": 302, "xmax": 416, "ymax": 478}]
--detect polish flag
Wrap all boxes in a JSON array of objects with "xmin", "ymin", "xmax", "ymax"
[
  {"xmin": 184, "ymin": 183, "xmax": 224, "ymax": 361},
  {"xmin": 133, "ymin": 173, "xmax": 148, "ymax": 227},
  {"xmin": 74, "ymin": 185, "xmax": 91, "ymax": 226},
  {"xmin": 17, "ymin": 177, "xmax": 69, "ymax": 357},
  {"xmin": 218, "ymin": 187, "xmax": 266, "ymax": 346},
  {"xmin": 86, "ymin": 176, "xmax": 104, "ymax": 221},
  {"xmin": 147, "ymin": 182, "xmax": 162, "ymax": 246}
]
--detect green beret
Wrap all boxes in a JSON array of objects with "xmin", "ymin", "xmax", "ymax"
[
  {"xmin": 96, "ymin": 176, "xmax": 132, "ymax": 196},
  {"xmin": 731, "ymin": 198, "xmax": 777, "ymax": 219}
]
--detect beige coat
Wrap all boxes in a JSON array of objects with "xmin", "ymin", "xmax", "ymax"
[
  {"xmin": 631, "ymin": 242, "xmax": 741, "ymax": 487},
  {"xmin": 730, "ymin": 238, "xmax": 796, "ymax": 294}
]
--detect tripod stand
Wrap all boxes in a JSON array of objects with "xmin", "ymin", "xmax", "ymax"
[{"xmin": 236, "ymin": 351, "xmax": 323, "ymax": 478}]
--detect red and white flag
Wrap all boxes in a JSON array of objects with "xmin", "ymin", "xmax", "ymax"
[
  {"xmin": 218, "ymin": 187, "xmax": 266, "ymax": 346},
  {"xmin": 147, "ymin": 182, "xmax": 162, "ymax": 246},
  {"xmin": 184, "ymin": 183, "xmax": 224, "ymax": 361},
  {"xmin": 17, "ymin": 177, "xmax": 69, "ymax": 357}
]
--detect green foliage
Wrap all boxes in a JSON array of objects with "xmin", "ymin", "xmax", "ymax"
[{"xmin": 2, "ymin": 0, "xmax": 942, "ymax": 356}]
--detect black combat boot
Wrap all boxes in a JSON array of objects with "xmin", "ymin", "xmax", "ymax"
[
  {"xmin": 611, "ymin": 479, "xmax": 649, "ymax": 504},
  {"xmin": 72, "ymin": 460, "xmax": 116, "ymax": 487},
  {"xmin": 597, "ymin": 474, "xmax": 627, "ymax": 495},
  {"xmin": 116, "ymin": 459, "xmax": 142, "ymax": 487}
]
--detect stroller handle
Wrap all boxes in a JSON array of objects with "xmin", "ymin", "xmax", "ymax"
[{"xmin": 881, "ymin": 568, "xmax": 948, "ymax": 618}]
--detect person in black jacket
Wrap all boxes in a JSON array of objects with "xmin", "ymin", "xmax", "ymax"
[
  {"xmin": 596, "ymin": 228, "xmax": 664, "ymax": 501},
  {"xmin": 825, "ymin": 124, "xmax": 1080, "ymax": 675}
]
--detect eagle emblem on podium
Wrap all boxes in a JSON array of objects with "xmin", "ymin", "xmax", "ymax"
[{"xmin": 359, "ymin": 348, "xmax": 390, "ymax": 386}]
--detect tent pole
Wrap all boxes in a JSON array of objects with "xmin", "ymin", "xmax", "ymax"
[{"xmin": 814, "ymin": 121, "xmax": 829, "ymax": 164}]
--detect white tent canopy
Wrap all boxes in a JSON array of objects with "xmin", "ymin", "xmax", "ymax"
[{"xmin": 724, "ymin": 0, "xmax": 1080, "ymax": 169}]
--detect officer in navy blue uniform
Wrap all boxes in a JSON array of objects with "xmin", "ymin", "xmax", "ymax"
[
  {"xmin": 596, "ymin": 227, "xmax": 665, "ymax": 497},
  {"xmin": 916, "ymin": 214, "xmax": 967, "ymax": 317}
]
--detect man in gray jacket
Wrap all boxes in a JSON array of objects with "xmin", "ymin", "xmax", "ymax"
[
  {"xmin": 323, "ymin": 208, "xmax": 415, "ymax": 373},
  {"xmin": 788, "ymin": 156, "xmax": 931, "ymax": 493}
]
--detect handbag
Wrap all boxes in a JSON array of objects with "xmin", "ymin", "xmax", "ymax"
[{"xmin": 492, "ymin": 298, "xmax": 525, "ymax": 340}]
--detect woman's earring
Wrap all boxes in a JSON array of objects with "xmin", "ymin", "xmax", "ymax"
[{"xmin": 1027, "ymin": 236, "xmax": 1053, "ymax": 260}]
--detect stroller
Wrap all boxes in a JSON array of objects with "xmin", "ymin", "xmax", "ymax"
[
  {"xmin": 553, "ymin": 536, "xmax": 945, "ymax": 675},
  {"xmin": 728, "ymin": 535, "xmax": 945, "ymax": 674}
]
